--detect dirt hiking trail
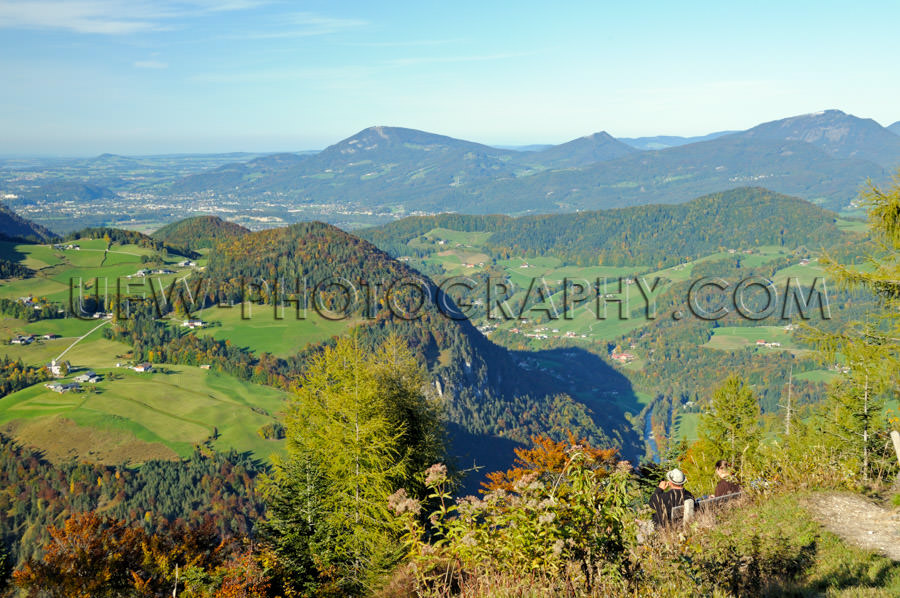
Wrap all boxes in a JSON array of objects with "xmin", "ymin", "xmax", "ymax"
[{"xmin": 803, "ymin": 493, "xmax": 900, "ymax": 561}]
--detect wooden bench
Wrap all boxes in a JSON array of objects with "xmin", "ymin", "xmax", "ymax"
[{"xmin": 670, "ymin": 491, "xmax": 743, "ymax": 525}]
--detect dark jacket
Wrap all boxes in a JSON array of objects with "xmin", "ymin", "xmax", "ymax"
[
  {"xmin": 714, "ymin": 478, "xmax": 741, "ymax": 497},
  {"xmin": 649, "ymin": 486, "xmax": 694, "ymax": 527}
]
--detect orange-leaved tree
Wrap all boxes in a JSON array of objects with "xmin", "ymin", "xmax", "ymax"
[{"xmin": 482, "ymin": 432, "xmax": 618, "ymax": 492}]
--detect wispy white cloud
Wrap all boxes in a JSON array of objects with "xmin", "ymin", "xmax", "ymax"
[
  {"xmin": 190, "ymin": 64, "xmax": 374, "ymax": 84},
  {"xmin": 0, "ymin": 0, "xmax": 275, "ymax": 35},
  {"xmin": 189, "ymin": 51, "xmax": 532, "ymax": 87},
  {"xmin": 340, "ymin": 38, "xmax": 466, "ymax": 48},
  {"xmin": 384, "ymin": 52, "xmax": 534, "ymax": 68},
  {"xmin": 222, "ymin": 12, "xmax": 366, "ymax": 40},
  {"xmin": 0, "ymin": 1, "xmax": 160, "ymax": 34},
  {"xmin": 134, "ymin": 59, "xmax": 167, "ymax": 69}
]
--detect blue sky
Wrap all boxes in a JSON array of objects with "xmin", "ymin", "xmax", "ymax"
[{"xmin": 1, "ymin": 0, "xmax": 898, "ymax": 155}]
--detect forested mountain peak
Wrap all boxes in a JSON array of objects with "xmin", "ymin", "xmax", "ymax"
[
  {"xmin": 528, "ymin": 130, "xmax": 638, "ymax": 168},
  {"xmin": 740, "ymin": 109, "xmax": 900, "ymax": 167},
  {"xmin": 151, "ymin": 215, "xmax": 249, "ymax": 251},
  {"xmin": 320, "ymin": 125, "xmax": 517, "ymax": 158}
]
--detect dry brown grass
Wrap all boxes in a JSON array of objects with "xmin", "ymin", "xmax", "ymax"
[{"xmin": 2, "ymin": 416, "xmax": 178, "ymax": 463}]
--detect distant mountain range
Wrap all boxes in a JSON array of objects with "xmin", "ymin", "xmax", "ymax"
[
  {"xmin": 6, "ymin": 181, "xmax": 117, "ymax": 206},
  {"xmin": 741, "ymin": 110, "xmax": 900, "ymax": 168},
  {"xmin": 166, "ymin": 110, "xmax": 898, "ymax": 214},
  {"xmin": 522, "ymin": 132, "xmax": 637, "ymax": 168},
  {"xmin": 888, "ymin": 121, "xmax": 900, "ymax": 136},
  {"xmin": 618, "ymin": 131, "xmax": 735, "ymax": 150}
]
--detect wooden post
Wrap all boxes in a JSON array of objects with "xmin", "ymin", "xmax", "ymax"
[
  {"xmin": 683, "ymin": 499, "xmax": 695, "ymax": 527},
  {"xmin": 891, "ymin": 430, "xmax": 900, "ymax": 468},
  {"xmin": 785, "ymin": 365, "xmax": 793, "ymax": 436}
]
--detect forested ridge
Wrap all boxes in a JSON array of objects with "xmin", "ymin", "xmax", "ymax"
[
  {"xmin": 151, "ymin": 215, "xmax": 249, "ymax": 251},
  {"xmin": 360, "ymin": 187, "xmax": 859, "ymax": 267}
]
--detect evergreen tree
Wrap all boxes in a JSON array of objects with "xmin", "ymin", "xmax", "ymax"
[
  {"xmin": 698, "ymin": 375, "xmax": 762, "ymax": 472},
  {"xmin": 264, "ymin": 333, "xmax": 445, "ymax": 595},
  {"xmin": 805, "ymin": 173, "xmax": 900, "ymax": 482}
]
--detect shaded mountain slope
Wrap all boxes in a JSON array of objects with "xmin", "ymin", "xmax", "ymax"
[{"xmin": 0, "ymin": 202, "xmax": 57, "ymax": 242}]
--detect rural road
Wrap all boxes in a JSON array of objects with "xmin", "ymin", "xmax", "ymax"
[{"xmin": 53, "ymin": 319, "xmax": 111, "ymax": 363}]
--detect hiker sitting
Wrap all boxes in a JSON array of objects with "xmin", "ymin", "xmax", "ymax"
[
  {"xmin": 714, "ymin": 460, "xmax": 741, "ymax": 497},
  {"xmin": 648, "ymin": 468, "xmax": 694, "ymax": 527}
]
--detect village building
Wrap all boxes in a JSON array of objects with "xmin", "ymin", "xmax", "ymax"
[
  {"xmin": 45, "ymin": 381, "xmax": 80, "ymax": 393},
  {"xmin": 73, "ymin": 371, "xmax": 100, "ymax": 383},
  {"xmin": 46, "ymin": 359, "xmax": 71, "ymax": 377}
]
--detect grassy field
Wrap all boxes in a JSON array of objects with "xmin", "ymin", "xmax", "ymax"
[
  {"xmin": 835, "ymin": 218, "xmax": 869, "ymax": 234},
  {"xmin": 673, "ymin": 410, "xmax": 700, "ymax": 441},
  {"xmin": 0, "ymin": 365, "xmax": 288, "ymax": 463},
  {"xmin": 0, "ymin": 238, "xmax": 343, "ymax": 467},
  {"xmin": 0, "ymin": 237, "xmax": 192, "ymax": 307},
  {"xmin": 3, "ymin": 330, "xmax": 128, "ymax": 369},
  {"xmin": 192, "ymin": 304, "xmax": 357, "ymax": 357},
  {"xmin": 795, "ymin": 369, "xmax": 841, "ymax": 384},
  {"xmin": 704, "ymin": 325, "xmax": 805, "ymax": 354}
]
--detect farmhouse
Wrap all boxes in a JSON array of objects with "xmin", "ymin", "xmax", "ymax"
[
  {"xmin": 611, "ymin": 352, "xmax": 636, "ymax": 363},
  {"xmin": 73, "ymin": 370, "xmax": 100, "ymax": 383},
  {"xmin": 45, "ymin": 381, "xmax": 80, "ymax": 394},
  {"xmin": 46, "ymin": 360, "xmax": 71, "ymax": 377},
  {"xmin": 182, "ymin": 319, "xmax": 206, "ymax": 329},
  {"xmin": 756, "ymin": 339, "xmax": 782, "ymax": 348},
  {"xmin": 133, "ymin": 362, "xmax": 153, "ymax": 373}
]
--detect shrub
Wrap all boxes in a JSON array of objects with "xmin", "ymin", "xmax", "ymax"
[{"xmin": 390, "ymin": 450, "xmax": 645, "ymax": 596}]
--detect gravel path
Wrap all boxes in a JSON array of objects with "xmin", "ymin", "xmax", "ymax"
[{"xmin": 803, "ymin": 493, "xmax": 900, "ymax": 561}]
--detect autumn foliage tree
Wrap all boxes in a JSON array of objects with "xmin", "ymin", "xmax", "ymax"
[
  {"xmin": 482, "ymin": 432, "xmax": 618, "ymax": 492},
  {"xmin": 13, "ymin": 512, "xmax": 147, "ymax": 598},
  {"xmin": 12, "ymin": 512, "xmax": 263, "ymax": 598}
]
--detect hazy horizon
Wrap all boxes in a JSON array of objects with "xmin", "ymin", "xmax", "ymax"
[{"xmin": 2, "ymin": 1, "xmax": 899, "ymax": 155}]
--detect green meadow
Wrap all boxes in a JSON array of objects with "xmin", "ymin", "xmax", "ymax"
[
  {"xmin": 191, "ymin": 304, "xmax": 357, "ymax": 357},
  {"xmin": 704, "ymin": 325, "xmax": 805, "ymax": 354},
  {"xmin": 0, "ymin": 365, "xmax": 288, "ymax": 463}
]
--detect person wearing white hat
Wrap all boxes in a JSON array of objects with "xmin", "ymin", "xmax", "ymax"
[{"xmin": 648, "ymin": 468, "xmax": 694, "ymax": 528}]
